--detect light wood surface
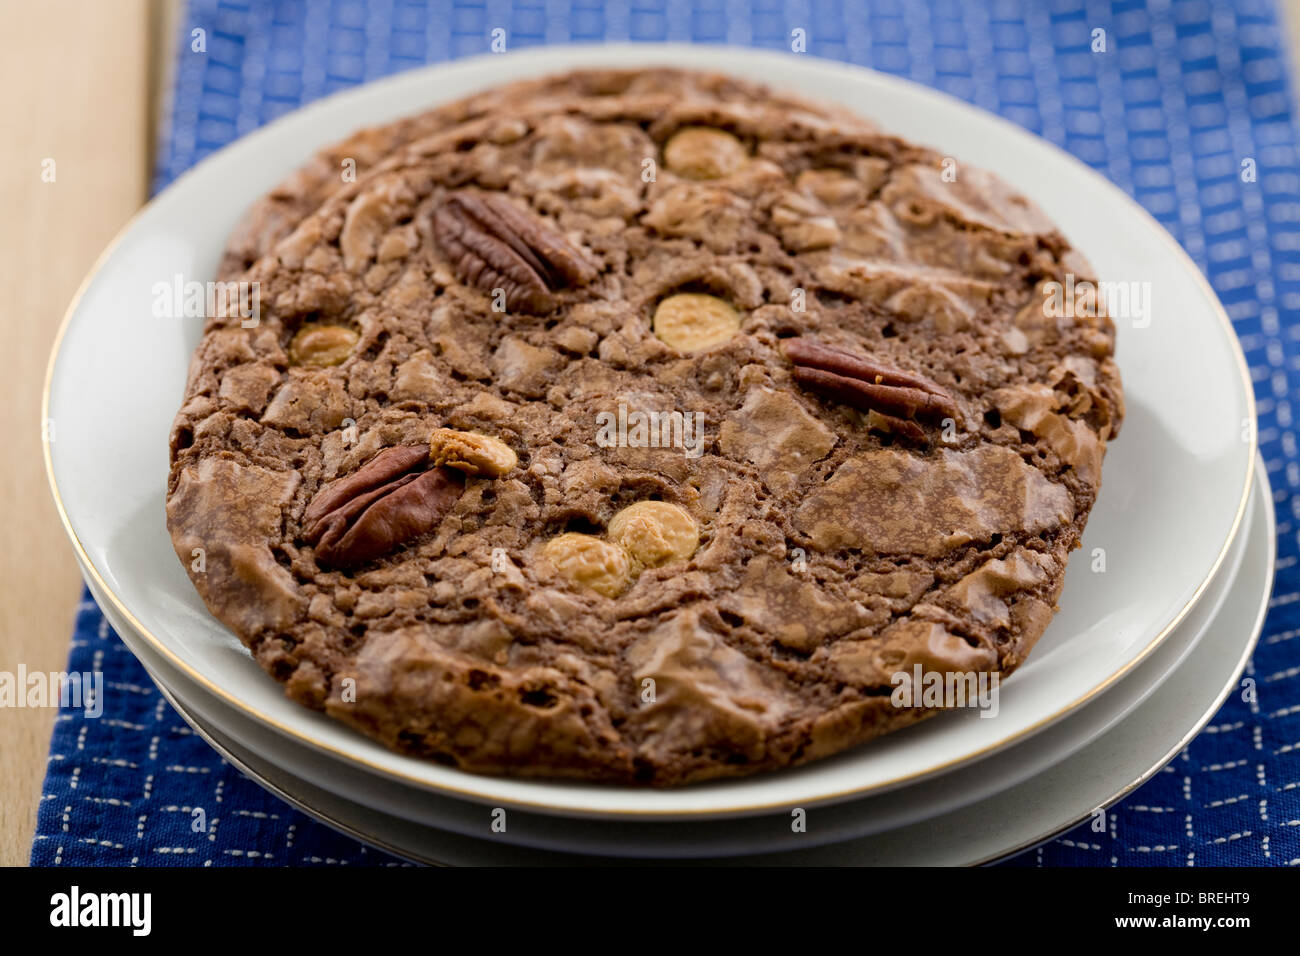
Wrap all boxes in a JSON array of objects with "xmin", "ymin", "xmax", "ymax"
[
  {"xmin": 0, "ymin": 0, "xmax": 156, "ymax": 866},
  {"xmin": 2, "ymin": 0, "xmax": 1299, "ymax": 869}
]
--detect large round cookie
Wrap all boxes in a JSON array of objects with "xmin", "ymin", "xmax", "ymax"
[{"xmin": 168, "ymin": 68, "xmax": 1123, "ymax": 786}]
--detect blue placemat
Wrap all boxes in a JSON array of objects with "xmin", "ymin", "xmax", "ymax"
[{"xmin": 32, "ymin": 0, "xmax": 1300, "ymax": 866}]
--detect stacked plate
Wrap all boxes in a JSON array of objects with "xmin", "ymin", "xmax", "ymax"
[{"xmin": 44, "ymin": 47, "xmax": 1272, "ymax": 865}]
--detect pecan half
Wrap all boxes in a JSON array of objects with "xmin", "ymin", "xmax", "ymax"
[
  {"xmin": 433, "ymin": 190, "xmax": 597, "ymax": 314},
  {"xmin": 302, "ymin": 444, "xmax": 465, "ymax": 569},
  {"xmin": 783, "ymin": 337, "xmax": 959, "ymax": 434}
]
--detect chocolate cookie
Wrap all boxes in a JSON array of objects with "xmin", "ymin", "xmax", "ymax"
[
  {"xmin": 168, "ymin": 68, "xmax": 1122, "ymax": 785},
  {"xmin": 217, "ymin": 69, "xmax": 878, "ymax": 279}
]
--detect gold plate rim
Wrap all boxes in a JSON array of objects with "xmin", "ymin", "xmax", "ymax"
[{"xmin": 969, "ymin": 459, "xmax": 1274, "ymax": 866}]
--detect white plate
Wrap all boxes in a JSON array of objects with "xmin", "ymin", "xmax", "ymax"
[
  {"xmin": 45, "ymin": 45, "xmax": 1256, "ymax": 819},
  {"xmin": 100, "ymin": 458, "xmax": 1261, "ymax": 857},
  {"xmin": 133, "ymin": 459, "xmax": 1275, "ymax": 864}
]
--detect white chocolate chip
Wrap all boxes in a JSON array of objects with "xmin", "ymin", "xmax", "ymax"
[
  {"xmin": 541, "ymin": 533, "xmax": 632, "ymax": 598},
  {"xmin": 652, "ymin": 293, "xmax": 742, "ymax": 353},
  {"xmin": 608, "ymin": 501, "xmax": 699, "ymax": 568}
]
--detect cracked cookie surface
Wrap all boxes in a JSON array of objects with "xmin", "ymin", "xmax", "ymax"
[{"xmin": 169, "ymin": 68, "xmax": 1122, "ymax": 785}]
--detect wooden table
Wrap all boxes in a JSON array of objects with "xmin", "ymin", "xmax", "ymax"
[
  {"xmin": 3, "ymin": 0, "xmax": 1300, "ymax": 869},
  {"xmin": 0, "ymin": 0, "xmax": 166, "ymax": 866}
]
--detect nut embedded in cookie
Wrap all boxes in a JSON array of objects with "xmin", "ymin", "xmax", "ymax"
[
  {"xmin": 663, "ymin": 127, "xmax": 747, "ymax": 179},
  {"xmin": 429, "ymin": 427, "xmax": 518, "ymax": 478},
  {"xmin": 432, "ymin": 189, "xmax": 598, "ymax": 314},
  {"xmin": 302, "ymin": 444, "xmax": 465, "ymax": 568},
  {"xmin": 287, "ymin": 322, "xmax": 360, "ymax": 367},
  {"xmin": 782, "ymin": 337, "xmax": 959, "ymax": 436}
]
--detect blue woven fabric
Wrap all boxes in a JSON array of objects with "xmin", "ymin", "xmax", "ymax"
[{"xmin": 33, "ymin": 0, "xmax": 1300, "ymax": 866}]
